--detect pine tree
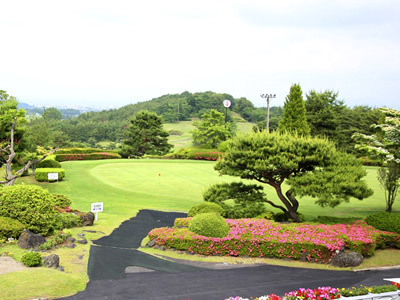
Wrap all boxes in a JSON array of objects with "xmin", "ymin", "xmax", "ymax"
[
  {"xmin": 278, "ymin": 84, "xmax": 310, "ymax": 136},
  {"xmin": 121, "ymin": 111, "xmax": 172, "ymax": 157}
]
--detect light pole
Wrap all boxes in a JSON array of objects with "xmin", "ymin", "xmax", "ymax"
[{"xmin": 260, "ymin": 93, "xmax": 276, "ymax": 132}]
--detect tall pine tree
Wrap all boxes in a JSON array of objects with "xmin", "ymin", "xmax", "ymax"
[{"xmin": 278, "ymin": 84, "xmax": 310, "ymax": 136}]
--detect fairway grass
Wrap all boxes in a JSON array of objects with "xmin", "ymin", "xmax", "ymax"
[{"xmin": 2, "ymin": 160, "xmax": 399, "ymax": 299}]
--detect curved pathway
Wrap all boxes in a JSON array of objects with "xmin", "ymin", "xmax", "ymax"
[{"xmin": 64, "ymin": 210, "xmax": 400, "ymax": 300}]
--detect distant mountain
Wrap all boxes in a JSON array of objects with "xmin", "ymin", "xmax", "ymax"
[{"xmin": 18, "ymin": 102, "xmax": 102, "ymax": 119}]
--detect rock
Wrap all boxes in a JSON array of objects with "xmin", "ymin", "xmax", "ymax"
[
  {"xmin": 145, "ymin": 239, "xmax": 156, "ymax": 247},
  {"xmin": 300, "ymin": 252, "xmax": 308, "ymax": 262},
  {"xmin": 43, "ymin": 254, "xmax": 59, "ymax": 268},
  {"xmin": 331, "ymin": 250, "xmax": 363, "ymax": 267},
  {"xmin": 78, "ymin": 255, "xmax": 84, "ymax": 260},
  {"xmin": 77, "ymin": 233, "xmax": 85, "ymax": 237},
  {"xmin": 65, "ymin": 242, "xmax": 76, "ymax": 249},
  {"xmin": 154, "ymin": 245, "xmax": 160, "ymax": 249},
  {"xmin": 77, "ymin": 239, "xmax": 88, "ymax": 244},
  {"xmin": 18, "ymin": 229, "xmax": 46, "ymax": 249},
  {"xmin": 67, "ymin": 237, "xmax": 76, "ymax": 243},
  {"xmin": 160, "ymin": 246, "xmax": 166, "ymax": 251},
  {"xmin": 58, "ymin": 266, "xmax": 65, "ymax": 272},
  {"xmin": 76, "ymin": 212, "xmax": 95, "ymax": 226}
]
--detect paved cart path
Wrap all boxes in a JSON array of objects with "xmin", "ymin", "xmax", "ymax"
[{"xmin": 63, "ymin": 210, "xmax": 400, "ymax": 300}]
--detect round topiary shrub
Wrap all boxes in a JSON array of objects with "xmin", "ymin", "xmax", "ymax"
[
  {"xmin": 188, "ymin": 213, "xmax": 229, "ymax": 238},
  {"xmin": 21, "ymin": 251, "xmax": 42, "ymax": 267},
  {"xmin": 0, "ymin": 216, "xmax": 25, "ymax": 241},
  {"xmin": 366, "ymin": 212, "xmax": 400, "ymax": 233},
  {"xmin": 37, "ymin": 158, "xmax": 62, "ymax": 169},
  {"xmin": 188, "ymin": 202, "xmax": 224, "ymax": 217},
  {"xmin": 0, "ymin": 184, "xmax": 58, "ymax": 235}
]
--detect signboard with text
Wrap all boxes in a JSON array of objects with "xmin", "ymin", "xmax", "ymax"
[
  {"xmin": 48, "ymin": 173, "xmax": 59, "ymax": 181},
  {"xmin": 91, "ymin": 202, "xmax": 104, "ymax": 213}
]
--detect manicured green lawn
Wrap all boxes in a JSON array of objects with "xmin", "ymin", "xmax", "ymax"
[{"xmin": 1, "ymin": 159, "xmax": 399, "ymax": 299}]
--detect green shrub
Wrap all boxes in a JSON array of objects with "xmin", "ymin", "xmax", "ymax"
[
  {"xmin": 21, "ymin": 251, "xmax": 42, "ymax": 267},
  {"xmin": 316, "ymin": 216, "xmax": 361, "ymax": 225},
  {"xmin": 54, "ymin": 213, "xmax": 82, "ymax": 229},
  {"xmin": 188, "ymin": 213, "xmax": 229, "ymax": 238},
  {"xmin": 203, "ymin": 182, "xmax": 267, "ymax": 218},
  {"xmin": 55, "ymin": 152, "xmax": 121, "ymax": 162},
  {"xmin": 0, "ymin": 184, "xmax": 58, "ymax": 235},
  {"xmin": 35, "ymin": 168, "xmax": 65, "ymax": 182},
  {"xmin": 56, "ymin": 147, "xmax": 120, "ymax": 154},
  {"xmin": 273, "ymin": 212, "xmax": 306, "ymax": 223},
  {"xmin": 52, "ymin": 194, "xmax": 72, "ymax": 208},
  {"xmin": 255, "ymin": 211, "xmax": 275, "ymax": 220},
  {"xmin": 39, "ymin": 230, "xmax": 72, "ymax": 250},
  {"xmin": 0, "ymin": 216, "xmax": 25, "ymax": 241},
  {"xmin": 36, "ymin": 158, "xmax": 61, "ymax": 168},
  {"xmin": 366, "ymin": 212, "xmax": 400, "ymax": 233},
  {"xmin": 188, "ymin": 202, "xmax": 224, "ymax": 217}
]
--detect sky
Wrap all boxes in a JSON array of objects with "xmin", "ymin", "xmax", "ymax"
[{"xmin": 1, "ymin": 0, "xmax": 399, "ymax": 110}]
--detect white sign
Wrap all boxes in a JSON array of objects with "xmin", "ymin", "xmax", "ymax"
[
  {"xmin": 223, "ymin": 99, "xmax": 231, "ymax": 108},
  {"xmin": 91, "ymin": 202, "xmax": 104, "ymax": 213},
  {"xmin": 48, "ymin": 173, "xmax": 59, "ymax": 181}
]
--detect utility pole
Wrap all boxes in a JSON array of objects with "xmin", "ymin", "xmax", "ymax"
[{"xmin": 260, "ymin": 93, "xmax": 276, "ymax": 132}]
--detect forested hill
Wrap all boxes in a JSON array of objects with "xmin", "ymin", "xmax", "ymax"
[{"xmin": 57, "ymin": 91, "xmax": 267, "ymax": 143}]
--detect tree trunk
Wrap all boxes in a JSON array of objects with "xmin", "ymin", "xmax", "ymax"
[{"xmin": 274, "ymin": 185, "xmax": 301, "ymax": 222}]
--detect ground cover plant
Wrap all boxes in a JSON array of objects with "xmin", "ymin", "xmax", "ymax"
[
  {"xmin": 149, "ymin": 217, "xmax": 400, "ymax": 261},
  {"xmin": 2, "ymin": 159, "xmax": 399, "ymax": 299}
]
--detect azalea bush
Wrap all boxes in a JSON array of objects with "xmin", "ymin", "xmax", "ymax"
[{"xmin": 148, "ymin": 218, "xmax": 400, "ymax": 262}]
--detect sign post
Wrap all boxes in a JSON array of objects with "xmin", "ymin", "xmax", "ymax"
[
  {"xmin": 223, "ymin": 99, "xmax": 231, "ymax": 127},
  {"xmin": 91, "ymin": 202, "xmax": 104, "ymax": 221}
]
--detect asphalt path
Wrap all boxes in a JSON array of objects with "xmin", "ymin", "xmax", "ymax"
[{"xmin": 63, "ymin": 209, "xmax": 400, "ymax": 300}]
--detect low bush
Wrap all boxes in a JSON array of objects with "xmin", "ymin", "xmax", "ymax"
[
  {"xmin": 35, "ymin": 168, "xmax": 65, "ymax": 182},
  {"xmin": 21, "ymin": 251, "xmax": 42, "ymax": 267},
  {"xmin": 39, "ymin": 230, "xmax": 72, "ymax": 250},
  {"xmin": 316, "ymin": 216, "xmax": 361, "ymax": 225},
  {"xmin": 0, "ymin": 184, "xmax": 59, "ymax": 235},
  {"xmin": 188, "ymin": 213, "xmax": 229, "ymax": 238},
  {"xmin": 55, "ymin": 152, "xmax": 121, "ymax": 162},
  {"xmin": 186, "ymin": 149, "xmax": 223, "ymax": 161},
  {"xmin": 204, "ymin": 182, "xmax": 267, "ymax": 218},
  {"xmin": 174, "ymin": 217, "xmax": 192, "ymax": 227},
  {"xmin": 188, "ymin": 202, "xmax": 224, "ymax": 217},
  {"xmin": 0, "ymin": 216, "xmax": 25, "ymax": 241},
  {"xmin": 56, "ymin": 147, "xmax": 120, "ymax": 154},
  {"xmin": 255, "ymin": 211, "xmax": 275, "ymax": 220},
  {"xmin": 366, "ymin": 212, "xmax": 400, "ymax": 233},
  {"xmin": 149, "ymin": 219, "xmax": 400, "ymax": 261},
  {"xmin": 273, "ymin": 212, "xmax": 306, "ymax": 223},
  {"xmin": 36, "ymin": 158, "xmax": 62, "ymax": 168},
  {"xmin": 52, "ymin": 194, "xmax": 72, "ymax": 208},
  {"xmin": 54, "ymin": 213, "xmax": 82, "ymax": 229}
]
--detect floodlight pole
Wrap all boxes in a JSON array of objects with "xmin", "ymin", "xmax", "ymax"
[{"xmin": 260, "ymin": 93, "xmax": 276, "ymax": 132}]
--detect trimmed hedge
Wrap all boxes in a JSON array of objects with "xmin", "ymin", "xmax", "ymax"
[
  {"xmin": 0, "ymin": 184, "xmax": 58, "ymax": 235},
  {"xmin": 55, "ymin": 152, "xmax": 121, "ymax": 162},
  {"xmin": 188, "ymin": 202, "xmax": 224, "ymax": 217},
  {"xmin": 36, "ymin": 158, "xmax": 61, "ymax": 168},
  {"xmin": 56, "ymin": 147, "xmax": 120, "ymax": 154},
  {"xmin": 366, "ymin": 212, "xmax": 400, "ymax": 233},
  {"xmin": 0, "ymin": 216, "xmax": 25, "ymax": 241},
  {"xmin": 35, "ymin": 168, "xmax": 65, "ymax": 182},
  {"xmin": 188, "ymin": 213, "xmax": 229, "ymax": 238}
]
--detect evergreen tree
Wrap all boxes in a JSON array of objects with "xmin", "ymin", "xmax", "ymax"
[
  {"xmin": 278, "ymin": 84, "xmax": 310, "ymax": 136},
  {"xmin": 215, "ymin": 131, "xmax": 372, "ymax": 222},
  {"xmin": 191, "ymin": 109, "xmax": 232, "ymax": 148},
  {"xmin": 121, "ymin": 111, "xmax": 172, "ymax": 157}
]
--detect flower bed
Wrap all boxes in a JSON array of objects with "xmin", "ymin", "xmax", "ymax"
[
  {"xmin": 148, "ymin": 218, "xmax": 400, "ymax": 262},
  {"xmin": 225, "ymin": 284, "xmax": 400, "ymax": 300}
]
